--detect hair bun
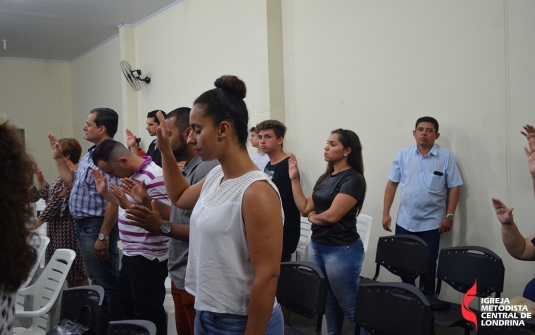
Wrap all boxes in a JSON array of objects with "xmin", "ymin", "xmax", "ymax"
[{"xmin": 214, "ymin": 75, "xmax": 246, "ymax": 99}]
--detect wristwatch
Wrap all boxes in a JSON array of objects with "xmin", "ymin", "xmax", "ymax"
[
  {"xmin": 159, "ymin": 221, "xmax": 173, "ymax": 235},
  {"xmin": 98, "ymin": 233, "xmax": 109, "ymax": 241},
  {"xmin": 446, "ymin": 214, "xmax": 454, "ymax": 221}
]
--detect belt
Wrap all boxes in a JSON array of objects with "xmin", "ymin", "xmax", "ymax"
[{"xmin": 76, "ymin": 216, "xmax": 104, "ymax": 226}]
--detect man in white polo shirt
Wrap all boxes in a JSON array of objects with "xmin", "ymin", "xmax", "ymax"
[{"xmin": 92, "ymin": 139, "xmax": 171, "ymax": 335}]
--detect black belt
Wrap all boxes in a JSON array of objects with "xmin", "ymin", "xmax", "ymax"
[{"xmin": 76, "ymin": 216, "xmax": 104, "ymax": 226}]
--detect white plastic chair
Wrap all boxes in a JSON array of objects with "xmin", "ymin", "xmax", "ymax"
[
  {"xmin": 356, "ymin": 213, "xmax": 373, "ymax": 253},
  {"xmin": 13, "ymin": 249, "xmax": 76, "ymax": 335},
  {"xmin": 19, "ymin": 236, "xmax": 50, "ymax": 289},
  {"xmin": 291, "ymin": 217, "xmax": 312, "ymax": 261}
]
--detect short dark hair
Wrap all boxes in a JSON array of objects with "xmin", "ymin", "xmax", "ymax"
[
  {"xmin": 59, "ymin": 138, "xmax": 82, "ymax": 164},
  {"xmin": 90, "ymin": 108, "xmax": 119, "ymax": 138},
  {"xmin": 415, "ymin": 116, "xmax": 439, "ymax": 133},
  {"xmin": 256, "ymin": 120, "xmax": 287, "ymax": 139},
  {"xmin": 193, "ymin": 75, "xmax": 249, "ymax": 150},
  {"xmin": 249, "ymin": 127, "xmax": 257, "ymax": 134},
  {"xmin": 166, "ymin": 107, "xmax": 191, "ymax": 132},
  {"xmin": 147, "ymin": 110, "xmax": 166, "ymax": 125},
  {"xmin": 92, "ymin": 139, "xmax": 130, "ymax": 166}
]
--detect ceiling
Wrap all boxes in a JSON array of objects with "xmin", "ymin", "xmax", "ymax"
[{"xmin": 0, "ymin": 0, "xmax": 179, "ymax": 61}]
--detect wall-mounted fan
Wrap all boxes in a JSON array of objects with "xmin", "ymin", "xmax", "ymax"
[{"xmin": 120, "ymin": 60, "xmax": 151, "ymax": 91}]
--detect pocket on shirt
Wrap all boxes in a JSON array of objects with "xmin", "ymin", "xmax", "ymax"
[{"xmin": 427, "ymin": 172, "xmax": 446, "ymax": 192}]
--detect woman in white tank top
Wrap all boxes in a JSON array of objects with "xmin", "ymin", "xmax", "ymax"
[{"xmin": 152, "ymin": 75, "xmax": 284, "ymax": 335}]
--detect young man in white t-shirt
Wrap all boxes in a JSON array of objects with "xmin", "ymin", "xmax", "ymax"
[{"xmin": 249, "ymin": 126, "xmax": 270, "ymax": 171}]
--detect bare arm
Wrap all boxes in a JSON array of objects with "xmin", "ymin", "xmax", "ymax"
[
  {"xmin": 92, "ymin": 169, "xmax": 120, "ymax": 207},
  {"xmin": 308, "ymin": 193, "xmax": 357, "ymax": 226},
  {"xmin": 49, "ymin": 134, "xmax": 74, "ymax": 189},
  {"xmin": 288, "ymin": 153, "xmax": 315, "ymax": 215},
  {"xmin": 438, "ymin": 186, "xmax": 460, "ymax": 234},
  {"xmin": 242, "ymin": 181, "xmax": 283, "ymax": 335},
  {"xmin": 524, "ymin": 137, "xmax": 535, "ymax": 198},
  {"xmin": 126, "ymin": 201, "xmax": 190, "ymax": 241},
  {"xmin": 29, "ymin": 218, "xmax": 45, "ymax": 230},
  {"xmin": 34, "ymin": 165, "xmax": 47, "ymax": 190},
  {"xmin": 94, "ymin": 202, "xmax": 118, "ymax": 262},
  {"xmin": 492, "ymin": 198, "xmax": 535, "ymax": 260},
  {"xmin": 155, "ymin": 112, "xmax": 200, "ymax": 209},
  {"xmin": 382, "ymin": 180, "xmax": 399, "ymax": 232},
  {"xmin": 126, "ymin": 129, "xmax": 141, "ymax": 157},
  {"xmin": 119, "ymin": 178, "xmax": 171, "ymax": 219}
]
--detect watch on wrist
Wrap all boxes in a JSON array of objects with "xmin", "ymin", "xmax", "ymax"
[
  {"xmin": 446, "ymin": 214, "xmax": 454, "ymax": 221},
  {"xmin": 98, "ymin": 233, "xmax": 109, "ymax": 241},
  {"xmin": 159, "ymin": 221, "xmax": 173, "ymax": 235}
]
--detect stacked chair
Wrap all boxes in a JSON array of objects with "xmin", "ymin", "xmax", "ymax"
[{"xmin": 13, "ymin": 249, "xmax": 76, "ymax": 335}]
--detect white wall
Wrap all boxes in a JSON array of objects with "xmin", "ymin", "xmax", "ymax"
[
  {"xmin": 4, "ymin": 0, "xmax": 535, "ymax": 305},
  {"xmin": 0, "ymin": 58, "xmax": 72, "ymax": 182},
  {"xmin": 71, "ymin": 37, "xmax": 124, "ymax": 151},
  {"xmin": 282, "ymin": 0, "xmax": 532, "ymax": 300},
  {"xmin": 133, "ymin": 0, "xmax": 271, "ymax": 152}
]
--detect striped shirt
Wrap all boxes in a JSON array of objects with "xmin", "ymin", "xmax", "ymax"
[
  {"xmin": 119, "ymin": 157, "xmax": 171, "ymax": 260},
  {"xmin": 69, "ymin": 146, "xmax": 120, "ymax": 220}
]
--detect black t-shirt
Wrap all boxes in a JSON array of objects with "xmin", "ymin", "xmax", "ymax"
[
  {"xmin": 264, "ymin": 157, "xmax": 301, "ymax": 256},
  {"xmin": 146, "ymin": 139, "xmax": 183, "ymax": 167},
  {"xmin": 311, "ymin": 168, "xmax": 366, "ymax": 246}
]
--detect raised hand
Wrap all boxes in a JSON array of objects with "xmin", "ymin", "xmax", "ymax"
[
  {"xmin": 110, "ymin": 183, "xmax": 134, "ymax": 210},
  {"xmin": 525, "ymin": 138, "xmax": 535, "ymax": 176},
  {"xmin": 125, "ymin": 200, "xmax": 163, "ymax": 234},
  {"xmin": 288, "ymin": 153, "xmax": 300, "ymax": 180},
  {"xmin": 155, "ymin": 111, "xmax": 171, "ymax": 152},
  {"xmin": 120, "ymin": 178, "xmax": 150, "ymax": 206},
  {"xmin": 126, "ymin": 128, "xmax": 137, "ymax": 148},
  {"xmin": 491, "ymin": 198, "xmax": 514, "ymax": 225},
  {"xmin": 34, "ymin": 164, "xmax": 47, "ymax": 188},
  {"xmin": 521, "ymin": 124, "xmax": 535, "ymax": 140},
  {"xmin": 48, "ymin": 134, "xmax": 63, "ymax": 159},
  {"xmin": 92, "ymin": 169, "xmax": 109, "ymax": 195}
]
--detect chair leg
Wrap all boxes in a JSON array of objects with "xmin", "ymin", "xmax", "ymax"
[{"xmin": 463, "ymin": 322, "xmax": 473, "ymax": 335}]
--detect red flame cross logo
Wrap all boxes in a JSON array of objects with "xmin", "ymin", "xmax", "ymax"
[{"xmin": 462, "ymin": 280, "xmax": 478, "ymax": 330}]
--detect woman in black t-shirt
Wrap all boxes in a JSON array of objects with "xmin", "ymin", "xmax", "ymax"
[{"xmin": 289, "ymin": 129, "xmax": 366, "ymax": 335}]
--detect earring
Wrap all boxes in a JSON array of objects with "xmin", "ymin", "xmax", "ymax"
[
  {"xmin": 218, "ymin": 136, "xmax": 223, "ymax": 141},
  {"xmin": 344, "ymin": 154, "xmax": 347, "ymax": 157}
]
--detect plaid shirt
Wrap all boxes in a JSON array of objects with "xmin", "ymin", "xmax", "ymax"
[{"xmin": 69, "ymin": 145, "xmax": 120, "ymax": 220}]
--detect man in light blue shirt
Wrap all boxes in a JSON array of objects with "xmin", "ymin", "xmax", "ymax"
[{"xmin": 382, "ymin": 116, "xmax": 463, "ymax": 295}]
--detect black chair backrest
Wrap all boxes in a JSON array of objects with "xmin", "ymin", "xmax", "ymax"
[
  {"xmin": 276, "ymin": 261, "xmax": 327, "ymax": 319},
  {"xmin": 106, "ymin": 320, "xmax": 156, "ymax": 335},
  {"xmin": 355, "ymin": 282, "xmax": 435, "ymax": 335},
  {"xmin": 436, "ymin": 246, "xmax": 504, "ymax": 297},
  {"xmin": 373, "ymin": 235, "xmax": 429, "ymax": 288},
  {"xmin": 60, "ymin": 285, "xmax": 105, "ymax": 335}
]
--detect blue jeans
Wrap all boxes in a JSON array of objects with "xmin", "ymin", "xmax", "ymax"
[
  {"xmin": 395, "ymin": 224, "xmax": 440, "ymax": 296},
  {"xmin": 76, "ymin": 221, "xmax": 121, "ymax": 320},
  {"xmin": 308, "ymin": 239, "xmax": 365, "ymax": 335},
  {"xmin": 194, "ymin": 304, "xmax": 283, "ymax": 334}
]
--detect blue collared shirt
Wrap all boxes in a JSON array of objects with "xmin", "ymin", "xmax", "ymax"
[
  {"xmin": 388, "ymin": 144, "xmax": 463, "ymax": 232},
  {"xmin": 69, "ymin": 146, "xmax": 120, "ymax": 220}
]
